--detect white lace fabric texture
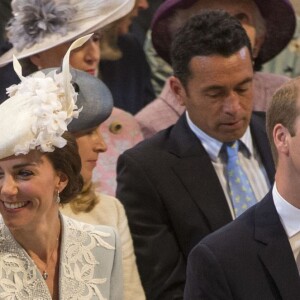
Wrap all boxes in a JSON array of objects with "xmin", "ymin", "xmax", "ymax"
[{"xmin": 0, "ymin": 215, "xmax": 117, "ymax": 299}]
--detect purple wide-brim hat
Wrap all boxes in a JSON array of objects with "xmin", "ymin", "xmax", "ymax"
[{"xmin": 151, "ymin": 0, "xmax": 296, "ymax": 67}]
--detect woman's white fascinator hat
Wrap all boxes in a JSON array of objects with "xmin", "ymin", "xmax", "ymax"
[
  {"xmin": 0, "ymin": 35, "xmax": 92, "ymax": 160},
  {"xmin": 0, "ymin": 0, "xmax": 135, "ymax": 67}
]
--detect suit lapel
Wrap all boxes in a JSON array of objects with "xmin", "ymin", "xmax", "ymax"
[
  {"xmin": 166, "ymin": 113, "xmax": 275, "ymax": 231},
  {"xmin": 166, "ymin": 115, "xmax": 233, "ymax": 230},
  {"xmin": 255, "ymin": 193, "xmax": 300, "ymax": 299},
  {"xmin": 250, "ymin": 112, "xmax": 275, "ymax": 184}
]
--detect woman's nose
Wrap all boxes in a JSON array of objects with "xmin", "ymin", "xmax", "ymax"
[
  {"xmin": 0, "ymin": 176, "xmax": 18, "ymax": 198},
  {"xmin": 138, "ymin": 0, "xmax": 149, "ymax": 10},
  {"xmin": 84, "ymin": 40, "xmax": 101, "ymax": 64},
  {"xmin": 94, "ymin": 130, "xmax": 108, "ymax": 153}
]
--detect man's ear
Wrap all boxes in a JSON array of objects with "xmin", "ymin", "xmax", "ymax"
[
  {"xmin": 273, "ymin": 123, "xmax": 290, "ymax": 157},
  {"xmin": 169, "ymin": 76, "xmax": 187, "ymax": 107}
]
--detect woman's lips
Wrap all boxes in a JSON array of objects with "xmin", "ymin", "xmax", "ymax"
[
  {"xmin": 87, "ymin": 160, "xmax": 97, "ymax": 168},
  {"xmin": 86, "ymin": 69, "xmax": 96, "ymax": 76},
  {"xmin": 1, "ymin": 200, "xmax": 30, "ymax": 211}
]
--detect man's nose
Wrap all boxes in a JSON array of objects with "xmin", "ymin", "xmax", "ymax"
[{"xmin": 223, "ymin": 92, "xmax": 241, "ymax": 114}]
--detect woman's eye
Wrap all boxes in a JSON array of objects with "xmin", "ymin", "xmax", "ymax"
[
  {"xmin": 234, "ymin": 13, "xmax": 250, "ymax": 24},
  {"xmin": 87, "ymin": 130, "xmax": 94, "ymax": 136},
  {"xmin": 17, "ymin": 170, "xmax": 33, "ymax": 178},
  {"xmin": 92, "ymin": 33, "xmax": 103, "ymax": 42}
]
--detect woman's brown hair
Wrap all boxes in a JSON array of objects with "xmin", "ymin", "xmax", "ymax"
[{"xmin": 46, "ymin": 132, "xmax": 84, "ymax": 204}]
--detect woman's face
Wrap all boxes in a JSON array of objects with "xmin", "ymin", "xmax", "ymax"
[
  {"xmin": 0, "ymin": 151, "xmax": 67, "ymax": 232},
  {"xmin": 117, "ymin": 0, "xmax": 149, "ymax": 35},
  {"xmin": 30, "ymin": 33, "xmax": 102, "ymax": 76},
  {"xmin": 70, "ymin": 33, "xmax": 102, "ymax": 76},
  {"xmin": 75, "ymin": 128, "xmax": 107, "ymax": 184},
  {"xmin": 192, "ymin": 0, "xmax": 262, "ymax": 57}
]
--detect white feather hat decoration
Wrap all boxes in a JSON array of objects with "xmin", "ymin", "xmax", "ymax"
[{"xmin": 0, "ymin": 34, "xmax": 92, "ymax": 160}]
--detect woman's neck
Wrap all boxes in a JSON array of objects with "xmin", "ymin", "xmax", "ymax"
[
  {"xmin": 11, "ymin": 212, "xmax": 61, "ymax": 259},
  {"xmin": 11, "ymin": 213, "xmax": 62, "ymax": 299}
]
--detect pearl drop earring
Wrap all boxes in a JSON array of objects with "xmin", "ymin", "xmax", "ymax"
[{"xmin": 56, "ymin": 191, "xmax": 61, "ymax": 204}]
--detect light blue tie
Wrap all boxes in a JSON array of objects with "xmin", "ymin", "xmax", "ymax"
[{"xmin": 225, "ymin": 141, "xmax": 257, "ymax": 217}]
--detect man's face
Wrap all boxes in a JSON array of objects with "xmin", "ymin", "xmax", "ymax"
[
  {"xmin": 193, "ymin": 0, "xmax": 258, "ymax": 51},
  {"xmin": 285, "ymin": 100, "xmax": 300, "ymax": 173},
  {"xmin": 171, "ymin": 47, "xmax": 254, "ymax": 142}
]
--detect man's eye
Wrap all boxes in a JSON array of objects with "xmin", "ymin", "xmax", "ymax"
[
  {"xmin": 236, "ymin": 86, "xmax": 250, "ymax": 94},
  {"xmin": 206, "ymin": 92, "xmax": 224, "ymax": 98},
  {"xmin": 207, "ymin": 94, "xmax": 220, "ymax": 98}
]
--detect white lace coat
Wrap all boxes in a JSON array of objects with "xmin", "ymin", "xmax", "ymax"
[{"xmin": 0, "ymin": 214, "xmax": 123, "ymax": 299}]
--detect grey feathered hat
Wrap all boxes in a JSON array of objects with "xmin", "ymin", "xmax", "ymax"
[
  {"xmin": 0, "ymin": 35, "xmax": 113, "ymax": 160},
  {"xmin": 67, "ymin": 69, "xmax": 113, "ymax": 133},
  {"xmin": 40, "ymin": 67, "xmax": 114, "ymax": 133}
]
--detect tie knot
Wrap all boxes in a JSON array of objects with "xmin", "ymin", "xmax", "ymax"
[{"xmin": 225, "ymin": 141, "xmax": 239, "ymax": 159}]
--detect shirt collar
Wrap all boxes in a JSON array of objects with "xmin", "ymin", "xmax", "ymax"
[
  {"xmin": 273, "ymin": 183, "xmax": 300, "ymax": 238},
  {"xmin": 185, "ymin": 111, "xmax": 254, "ymax": 161}
]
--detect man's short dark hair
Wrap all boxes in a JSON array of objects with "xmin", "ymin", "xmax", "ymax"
[{"xmin": 171, "ymin": 9, "xmax": 253, "ymax": 86}]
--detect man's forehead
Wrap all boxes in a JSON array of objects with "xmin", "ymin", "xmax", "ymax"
[
  {"xmin": 188, "ymin": 48, "xmax": 254, "ymax": 84},
  {"xmin": 190, "ymin": 47, "xmax": 253, "ymax": 68}
]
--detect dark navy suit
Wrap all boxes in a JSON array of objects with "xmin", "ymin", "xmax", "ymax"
[
  {"xmin": 185, "ymin": 191, "xmax": 300, "ymax": 300},
  {"xmin": 117, "ymin": 112, "xmax": 275, "ymax": 300}
]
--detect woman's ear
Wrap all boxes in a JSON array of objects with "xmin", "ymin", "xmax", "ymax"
[
  {"xmin": 29, "ymin": 54, "xmax": 42, "ymax": 69},
  {"xmin": 252, "ymin": 35, "xmax": 265, "ymax": 59},
  {"xmin": 56, "ymin": 171, "xmax": 69, "ymax": 192}
]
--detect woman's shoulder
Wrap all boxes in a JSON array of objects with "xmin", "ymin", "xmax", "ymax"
[
  {"xmin": 60, "ymin": 215, "xmax": 122, "ymax": 298},
  {"xmin": 95, "ymin": 192, "xmax": 124, "ymax": 213},
  {"xmin": 62, "ymin": 213, "xmax": 115, "ymax": 231},
  {"xmin": 98, "ymin": 192, "xmax": 123, "ymax": 206},
  {"xmin": 61, "ymin": 213, "xmax": 118, "ymax": 246},
  {"xmin": 93, "ymin": 193, "xmax": 129, "ymax": 234}
]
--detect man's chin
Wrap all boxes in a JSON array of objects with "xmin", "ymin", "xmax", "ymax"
[{"xmin": 218, "ymin": 127, "xmax": 248, "ymax": 142}]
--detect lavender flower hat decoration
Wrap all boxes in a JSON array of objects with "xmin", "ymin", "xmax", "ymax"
[{"xmin": 0, "ymin": 0, "xmax": 135, "ymax": 67}]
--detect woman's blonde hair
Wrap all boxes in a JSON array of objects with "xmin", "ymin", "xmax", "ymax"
[
  {"xmin": 68, "ymin": 181, "xmax": 99, "ymax": 213},
  {"xmin": 100, "ymin": 22, "xmax": 123, "ymax": 61}
]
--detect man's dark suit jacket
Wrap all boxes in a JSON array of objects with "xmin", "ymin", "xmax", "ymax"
[
  {"xmin": 116, "ymin": 112, "xmax": 275, "ymax": 300},
  {"xmin": 184, "ymin": 191, "xmax": 300, "ymax": 300}
]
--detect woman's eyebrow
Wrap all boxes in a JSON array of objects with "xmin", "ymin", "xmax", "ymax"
[{"xmin": 12, "ymin": 162, "xmax": 37, "ymax": 169}]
